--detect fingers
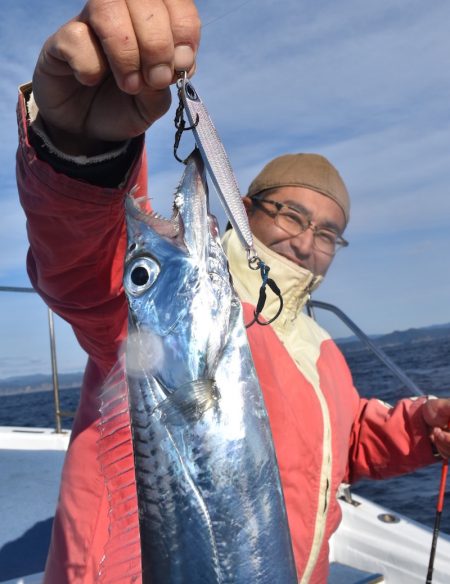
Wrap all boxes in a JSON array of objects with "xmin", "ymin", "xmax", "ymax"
[
  {"xmin": 162, "ymin": 0, "xmax": 201, "ymax": 72},
  {"xmin": 431, "ymin": 427, "xmax": 450, "ymax": 459},
  {"xmin": 32, "ymin": 0, "xmax": 201, "ymax": 143},
  {"xmin": 423, "ymin": 398, "xmax": 450, "ymax": 459},
  {"xmin": 128, "ymin": 0, "xmax": 174, "ymax": 90},
  {"xmin": 39, "ymin": 21, "xmax": 108, "ymax": 87},
  {"xmin": 79, "ymin": 0, "xmax": 200, "ymax": 93},
  {"xmin": 423, "ymin": 398, "xmax": 450, "ymax": 428},
  {"xmin": 80, "ymin": 0, "xmax": 143, "ymax": 93}
]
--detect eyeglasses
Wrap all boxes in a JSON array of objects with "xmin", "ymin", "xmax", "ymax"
[{"xmin": 251, "ymin": 196, "xmax": 349, "ymax": 256}]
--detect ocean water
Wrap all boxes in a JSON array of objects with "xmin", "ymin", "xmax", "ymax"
[
  {"xmin": 1, "ymin": 336, "xmax": 449, "ymax": 534},
  {"xmin": 341, "ymin": 335, "xmax": 450, "ymax": 535}
]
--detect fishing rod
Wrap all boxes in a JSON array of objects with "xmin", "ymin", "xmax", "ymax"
[{"xmin": 426, "ymin": 433, "xmax": 449, "ymax": 584}]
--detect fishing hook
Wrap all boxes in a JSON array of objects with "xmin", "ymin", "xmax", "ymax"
[{"xmin": 173, "ymin": 75, "xmax": 199, "ymax": 164}]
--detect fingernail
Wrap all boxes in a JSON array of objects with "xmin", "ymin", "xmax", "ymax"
[
  {"xmin": 147, "ymin": 64, "xmax": 173, "ymax": 89},
  {"xmin": 123, "ymin": 72, "xmax": 142, "ymax": 94},
  {"xmin": 174, "ymin": 45, "xmax": 195, "ymax": 72}
]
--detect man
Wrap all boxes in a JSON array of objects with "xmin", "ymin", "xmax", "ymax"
[{"xmin": 16, "ymin": 1, "xmax": 450, "ymax": 582}]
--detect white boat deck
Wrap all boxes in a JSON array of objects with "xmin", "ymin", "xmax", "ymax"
[
  {"xmin": 331, "ymin": 493, "xmax": 450, "ymax": 582},
  {"xmin": 0, "ymin": 427, "xmax": 69, "ymax": 583}
]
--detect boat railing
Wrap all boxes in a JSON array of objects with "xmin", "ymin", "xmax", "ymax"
[
  {"xmin": 1, "ymin": 286, "xmax": 423, "ymax": 434},
  {"xmin": 0, "ymin": 285, "xmax": 74, "ymax": 433},
  {"xmin": 306, "ymin": 298, "xmax": 423, "ymax": 397}
]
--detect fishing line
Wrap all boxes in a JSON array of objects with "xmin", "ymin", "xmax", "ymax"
[{"xmin": 200, "ymin": 0, "xmax": 257, "ymax": 29}]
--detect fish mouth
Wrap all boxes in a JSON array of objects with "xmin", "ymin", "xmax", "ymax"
[
  {"xmin": 123, "ymin": 149, "xmax": 218, "ymax": 340},
  {"xmin": 125, "ymin": 149, "xmax": 209, "ymax": 257},
  {"xmin": 125, "ymin": 192, "xmax": 184, "ymax": 248}
]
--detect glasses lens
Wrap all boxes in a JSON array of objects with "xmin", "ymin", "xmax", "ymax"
[
  {"xmin": 275, "ymin": 208, "xmax": 307, "ymax": 237},
  {"xmin": 256, "ymin": 198, "xmax": 346, "ymax": 256},
  {"xmin": 313, "ymin": 230, "xmax": 339, "ymax": 255}
]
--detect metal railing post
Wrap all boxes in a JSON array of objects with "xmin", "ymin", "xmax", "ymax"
[
  {"xmin": 47, "ymin": 307, "xmax": 62, "ymax": 433},
  {"xmin": 0, "ymin": 285, "xmax": 69, "ymax": 433}
]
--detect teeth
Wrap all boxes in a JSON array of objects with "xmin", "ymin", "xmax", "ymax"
[
  {"xmin": 171, "ymin": 218, "xmax": 180, "ymax": 234},
  {"xmin": 174, "ymin": 192, "xmax": 184, "ymax": 209},
  {"xmin": 128, "ymin": 185, "xmax": 140, "ymax": 197},
  {"xmin": 134, "ymin": 195, "xmax": 147, "ymax": 208}
]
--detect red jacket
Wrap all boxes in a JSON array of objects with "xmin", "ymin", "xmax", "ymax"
[{"xmin": 16, "ymin": 87, "xmax": 437, "ymax": 583}]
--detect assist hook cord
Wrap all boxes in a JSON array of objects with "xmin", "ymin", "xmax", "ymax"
[
  {"xmin": 245, "ymin": 257, "xmax": 283, "ymax": 328},
  {"xmin": 173, "ymin": 87, "xmax": 199, "ymax": 164}
]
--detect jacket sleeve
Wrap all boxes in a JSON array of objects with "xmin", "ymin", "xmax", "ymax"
[
  {"xmin": 16, "ymin": 85, "xmax": 148, "ymax": 371},
  {"xmin": 346, "ymin": 394, "xmax": 438, "ymax": 483}
]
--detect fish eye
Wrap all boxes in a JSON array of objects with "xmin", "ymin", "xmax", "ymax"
[
  {"xmin": 125, "ymin": 257, "xmax": 160, "ymax": 296},
  {"xmin": 131, "ymin": 266, "xmax": 150, "ymax": 286}
]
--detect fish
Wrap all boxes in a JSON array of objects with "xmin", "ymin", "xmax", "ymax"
[{"xmin": 97, "ymin": 148, "xmax": 297, "ymax": 583}]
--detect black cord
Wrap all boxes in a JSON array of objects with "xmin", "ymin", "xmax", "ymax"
[{"xmin": 245, "ymin": 261, "xmax": 283, "ymax": 328}]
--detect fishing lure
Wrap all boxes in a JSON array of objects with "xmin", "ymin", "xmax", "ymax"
[{"xmin": 174, "ymin": 73, "xmax": 283, "ymax": 327}]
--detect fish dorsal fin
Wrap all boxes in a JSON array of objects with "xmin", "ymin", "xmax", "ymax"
[{"xmin": 97, "ymin": 354, "xmax": 142, "ymax": 583}]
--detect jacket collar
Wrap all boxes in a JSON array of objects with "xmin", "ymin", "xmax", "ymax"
[{"xmin": 222, "ymin": 229, "xmax": 323, "ymax": 330}]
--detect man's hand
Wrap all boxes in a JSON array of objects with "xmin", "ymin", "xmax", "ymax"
[
  {"xmin": 422, "ymin": 398, "xmax": 450, "ymax": 459},
  {"xmin": 32, "ymin": 0, "xmax": 201, "ymax": 155}
]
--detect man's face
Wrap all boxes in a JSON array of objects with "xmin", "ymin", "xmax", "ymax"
[{"xmin": 244, "ymin": 186, "xmax": 347, "ymax": 277}]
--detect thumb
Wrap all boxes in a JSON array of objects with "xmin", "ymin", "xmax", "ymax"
[{"xmin": 422, "ymin": 398, "xmax": 450, "ymax": 429}]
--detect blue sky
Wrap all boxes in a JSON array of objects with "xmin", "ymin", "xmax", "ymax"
[{"xmin": 1, "ymin": 0, "xmax": 450, "ymax": 378}]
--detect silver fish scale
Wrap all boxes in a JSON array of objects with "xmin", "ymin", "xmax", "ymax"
[{"xmin": 178, "ymin": 78, "xmax": 254, "ymax": 256}]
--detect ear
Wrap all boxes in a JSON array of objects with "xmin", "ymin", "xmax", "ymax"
[{"xmin": 242, "ymin": 196, "xmax": 254, "ymax": 215}]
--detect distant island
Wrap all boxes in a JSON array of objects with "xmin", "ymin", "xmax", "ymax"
[
  {"xmin": 1, "ymin": 322, "xmax": 449, "ymax": 395},
  {"xmin": 0, "ymin": 371, "xmax": 83, "ymax": 396},
  {"xmin": 336, "ymin": 321, "xmax": 450, "ymax": 352}
]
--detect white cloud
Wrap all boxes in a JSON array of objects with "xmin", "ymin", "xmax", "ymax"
[
  {"xmin": 1, "ymin": 0, "xmax": 450, "ymax": 345},
  {"xmin": 326, "ymin": 121, "xmax": 450, "ymax": 236}
]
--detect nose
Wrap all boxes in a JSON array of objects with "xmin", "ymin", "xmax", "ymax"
[{"xmin": 289, "ymin": 225, "xmax": 315, "ymax": 257}]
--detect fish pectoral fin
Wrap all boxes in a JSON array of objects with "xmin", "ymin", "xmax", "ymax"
[{"xmin": 155, "ymin": 379, "xmax": 220, "ymax": 426}]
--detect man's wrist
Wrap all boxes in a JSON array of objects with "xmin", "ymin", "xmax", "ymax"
[
  {"xmin": 28, "ymin": 124, "xmax": 144, "ymax": 188},
  {"xmin": 24, "ymin": 88, "xmax": 144, "ymax": 188},
  {"xmin": 28, "ymin": 91, "xmax": 130, "ymax": 160},
  {"xmin": 41, "ymin": 117, "xmax": 121, "ymax": 158}
]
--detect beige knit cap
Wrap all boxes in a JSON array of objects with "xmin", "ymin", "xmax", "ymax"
[{"xmin": 247, "ymin": 153, "xmax": 350, "ymax": 225}]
